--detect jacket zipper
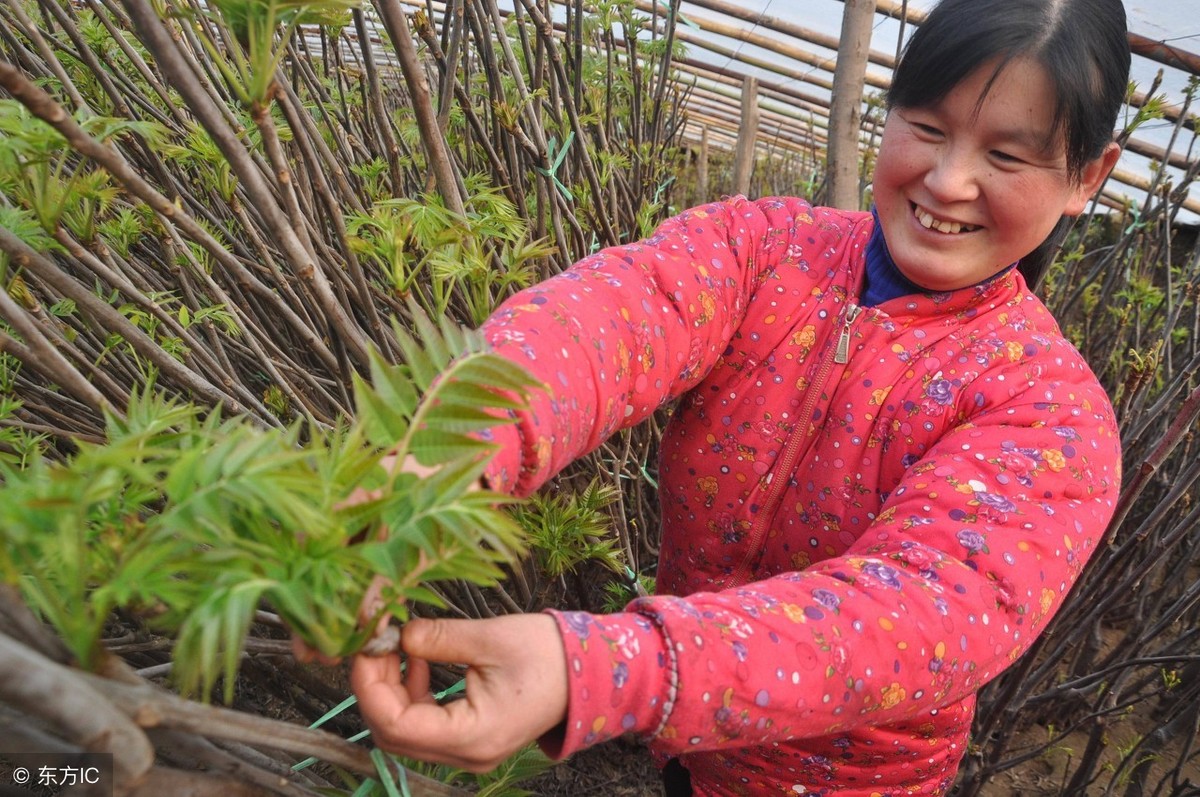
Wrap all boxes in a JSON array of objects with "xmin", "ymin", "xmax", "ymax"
[
  {"xmin": 835, "ymin": 304, "xmax": 863, "ymax": 364},
  {"xmin": 727, "ymin": 302, "xmax": 861, "ymax": 587}
]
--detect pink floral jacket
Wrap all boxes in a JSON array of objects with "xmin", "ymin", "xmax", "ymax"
[{"xmin": 478, "ymin": 196, "xmax": 1121, "ymax": 796}]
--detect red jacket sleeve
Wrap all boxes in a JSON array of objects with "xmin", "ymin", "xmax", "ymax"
[
  {"xmin": 542, "ymin": 382, "xmax": 1121, "ymax": 756},
  {"xmin": 477, "ymin": 196, "xmax": 824, "ymax": 495}
]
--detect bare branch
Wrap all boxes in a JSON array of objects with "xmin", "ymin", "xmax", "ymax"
[
  {"xmin": 0, "ymin": 631, "xmax": 155, "ymax": 791},
  {"xmin": 78, "ymin": 672, "xmax": 471, "ymax": 797}
]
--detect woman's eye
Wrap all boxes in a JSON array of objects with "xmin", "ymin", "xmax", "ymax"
[
  {"xmin": 990, "ymin": 150, "xmax": 1024, "ymax": 165},
  {"xmin": 913, "ymin": 123, "xmax": 942, "ymax": 137}
]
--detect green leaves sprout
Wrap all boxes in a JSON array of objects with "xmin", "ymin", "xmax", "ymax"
[
  {"xmin": 0, "ymin": 308, "xmax": 541, "ymax": 701},
  {"xmin": 192, "ymin": 0, "xmax": 359, "ymax": 107}
]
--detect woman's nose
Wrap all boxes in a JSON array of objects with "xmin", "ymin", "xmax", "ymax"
[{"xmin": 923, "ymin": 149, "xmax": 981, "ymax": 203}]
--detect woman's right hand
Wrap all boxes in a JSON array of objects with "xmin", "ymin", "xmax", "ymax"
[{"xmin": 351, "ymin": 613, "xmax": 568, "ymax": 772}]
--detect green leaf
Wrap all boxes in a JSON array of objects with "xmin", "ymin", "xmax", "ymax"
[
  {"xmin": 174, "ymin": 577, "xmax": 272, "ymax": 701},
  {"xmin": 408, "ymin": 430, "xmax": 494, "ymax": 468},
  {"xmin": 354, "ymin": 379, "xmax": 411, "ymax": 452},
  {"xmin": 473, "ymin": 744, "xmax": 555, "ymax": 797},
  {"xmin": 444, "ymin": 354, "xmax": 545, "ymax": 395},
  {"xmin": 427, "ymin": 380, "xmax": 526, "ymax": 412}
]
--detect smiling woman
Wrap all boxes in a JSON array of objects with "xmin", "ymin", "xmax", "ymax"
[
  {"xmin": 877, "ymin": 0, "xmax": 1128, "ymax": 289},
  {"xmin": 873, "ymin": 58, "xmax": 1119, "ymax": 291},
  {"xmin": 348, "ymin": 1, "xmax": 1132, "ymax": 795}
]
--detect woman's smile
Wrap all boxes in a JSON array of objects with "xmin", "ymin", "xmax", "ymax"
[{"xmin": 911, "ymin": 202, "xmax": 981, "ymax": 235}]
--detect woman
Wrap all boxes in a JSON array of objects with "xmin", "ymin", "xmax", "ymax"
[{"xmin": 349, "ymin": 0, "xmax": 1130, "ymax": 793}]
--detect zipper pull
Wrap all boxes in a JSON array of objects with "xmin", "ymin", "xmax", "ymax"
[{"xmin": 834, "ymin": 303, "xmax": 862, "ymax": 364}]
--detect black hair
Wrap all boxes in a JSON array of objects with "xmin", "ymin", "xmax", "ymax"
[{"xmin": 885, "ymin": 0, "xmax": 1131, "ymax": 287}]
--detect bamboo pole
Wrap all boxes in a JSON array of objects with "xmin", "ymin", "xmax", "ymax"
[
  {"xmin": 683, "ymin": 78, "xmax": 826, "ymax": 135},
  {"xmin": 1128, "ymin": 32, "xmax": 1200, "ymax": 77},
  {"xmin": 664, "ymin": 11, "xmax": 892, "ymax": 92},
  {"xmin": 681, "ymin": 104, "xmax": 824, "ymax": 154},
  {"xmin": 1111, "ymin": 167, "xmax": 1200, "ymax": 216},
  {"xmin": 673, "ymin": 56, "xmax": 833, "ymax": 120},
  {"xmin": 663, "ymin": 0, "xmax": 897, "ymax": 70},
  {"xmin": 868, "ymin": 0, "xmax": 1200, "ymax": 77},
  {"xmin": 680, "ymin": 116, "xmax": 813, "ymax": 157}
]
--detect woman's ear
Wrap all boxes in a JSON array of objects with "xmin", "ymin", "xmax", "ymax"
[{"xmin": 1065, "ymin": 141, "xmax": 1121, "ymax": 216}]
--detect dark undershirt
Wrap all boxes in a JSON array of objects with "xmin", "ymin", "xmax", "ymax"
[{"xmin": 861, "ymin": 206, "xmax": 1014, "ymax": 306}]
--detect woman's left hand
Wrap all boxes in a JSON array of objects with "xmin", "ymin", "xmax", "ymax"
[{"xmin": 350, "ymin": 613, "xmax": 568, "ymax": 772}]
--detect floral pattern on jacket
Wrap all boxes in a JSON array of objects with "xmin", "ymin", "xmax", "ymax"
[{"xmin": 479, "ymin": 196, "xmax": 1121, "ymax": 796}]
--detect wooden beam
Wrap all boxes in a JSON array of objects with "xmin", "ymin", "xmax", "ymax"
[
  {"xmin": 682, "ymin": 96, "xmax": 827, "ymax": 151},
  {"xmin": 682, "ymin": 75, "xmax": 827, "ymax": 131},
  {"xmin": 1110, "ymin": 168, "xmax": 1200, "ymax": 215},
  {"xmin": 672, "ymin": 55, "xmax": 832, "ymax": 115}
]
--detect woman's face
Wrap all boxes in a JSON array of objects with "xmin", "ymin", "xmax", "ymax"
[{"xmin": 872, "ymin": 57, "xmax": 1118, "ymax": 292}]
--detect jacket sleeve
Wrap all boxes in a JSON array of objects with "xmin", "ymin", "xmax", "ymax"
[
  {"xmin": 476, "ymin": 196, "xmax": 825, "ymax": 495},
  {"xmin": 540, "ymin": 368, "xmax": 1121, "ymax": 757}
]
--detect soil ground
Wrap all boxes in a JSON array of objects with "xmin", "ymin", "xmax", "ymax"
[{"xmin": 525, "ymin": 741, "xmax": 663, "ymax": 796}]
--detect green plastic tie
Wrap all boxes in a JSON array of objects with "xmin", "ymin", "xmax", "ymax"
[
  {"xmin": 435, "ymin": 679, "xmax": 466, "ymax": 701},
  {"xmin": 292, "ymin": 676, "xmax": 463, "ymax": 774},
  {"xmin": 293, "ymin": 729, "xmax": 371, "ymax": 772},
  {"xmin": 293, "ymin": 695, "xmax": 362, "ymax": 771},
  {"xmin": 1123, "ymin": 206, "xmax": 1147, "ymax": 235},
  {"xmin": 657, "ymin": 0, "xmax": 698, "ymax": 29},
  {"xmin": 536, "ymin": 132, "xmax": 576, "ymax": 201},
  {"xmin": 654, "ymin": 176, "xmax": 677, "ymax": 205},
  {"xmin": 639, "ymin": 460, "xmax": 659, "ymax": 489}
]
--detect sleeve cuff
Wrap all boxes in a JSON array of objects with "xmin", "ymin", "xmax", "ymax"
[
  {"xmin": 536, "ymin": 609, "xmax": 675, "ymax": 759},
  {"xmin": 479, "ymin": 422, "xmax": 524, "ymax": 495}
]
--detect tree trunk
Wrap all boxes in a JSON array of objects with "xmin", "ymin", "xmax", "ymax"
[
  {"xmin": 732, "ymin": 76, "xmax": 758, "ymax": 196},
  {"xmin": 827, "ymin": 0, "xmax": 876, "ymax": 210}
]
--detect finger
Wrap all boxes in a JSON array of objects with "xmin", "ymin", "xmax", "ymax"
[
  {"xmin": 401, "ymin": 617, "xmax": 496, "ymax": 665},
  {"xmin": 352, "ymin": 656, "xmax": 470, "ymax": 762},
  {"xmin": 403, "ymin": 654, "xmax": 437, "ymax": 705},
  {"xmin": 292, "ymin": 635, "xmax": 342, "ymax": 666},
  {"xmin": 291, "ymin": 635, "xmax": 315, "ymax": 663},
  {"xmin": 350, "ymin": 650, "xmax": 404, "ymax": 702},
  {"xmin": 364, "ymin": 697, "xmax": 479, "ymax": 766},
  {"xmin": 353, "ymin": 616, "xmax": 565, "ymax": 772}
]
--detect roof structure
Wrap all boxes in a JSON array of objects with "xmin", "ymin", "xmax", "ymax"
[
  {"xmin": 657, "ymin": 0, "xmax": 1200, "ymax": 217},
  {"xmin": 376, "ymin": 0, "xmax": 1200, "ymax": 218}
]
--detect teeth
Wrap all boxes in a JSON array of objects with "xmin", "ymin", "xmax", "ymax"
[{"xmin": 915, "ymin": 206, "xmax": 977, "ymax": 234}]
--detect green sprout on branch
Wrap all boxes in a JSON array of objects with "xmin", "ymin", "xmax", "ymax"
[{"xmin": 0, "ymin": 308, "xmax": 541, "ymax": 702}]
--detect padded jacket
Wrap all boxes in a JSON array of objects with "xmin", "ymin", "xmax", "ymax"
[{"xmin": 478, "ymin": 196, "xmax": 1121, "ymax": 796}]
